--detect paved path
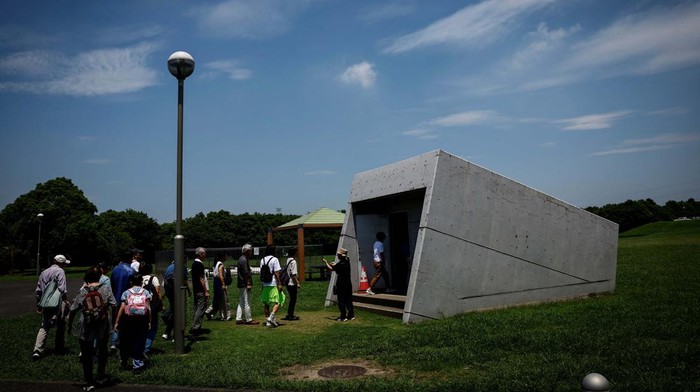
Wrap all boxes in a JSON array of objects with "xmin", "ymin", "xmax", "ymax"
[
  {"xmin": 0, "ymin": 277, "xmax": 84, "ymax": 318},
  {"xmin": 4, "ymin": 379, "xmax": 252, "ymax": 392}
]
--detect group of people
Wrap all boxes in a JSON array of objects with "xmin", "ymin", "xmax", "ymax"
[{"xmin": 30, "ymin": 236, "xmax": 386, "ymax": 391}]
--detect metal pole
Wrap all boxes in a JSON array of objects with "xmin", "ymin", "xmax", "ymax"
[
  {"xmin": 174, "ymin": 78, "xmax": 186, "ymax": 354},
  {"xmin": 35, "ymin": 218, "xmax": 42, "ymax": 277}
]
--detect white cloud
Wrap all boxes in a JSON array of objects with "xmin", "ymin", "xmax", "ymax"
[
  {"xmin": 428, "ymin": 110, "xmax": 501, "ymax": 127},
  {"xmin": 382, "ymin": 0, "xmax": 557, "ymax": 53},
  {"xmin": 0, "ymin": 42, "xmax": 158, "ymax": 96},
  {"xmin": 508, "ymin": 22, "xmax": 579, "ymax": 71},
  {"xmin": 563, "ymin": 2, "xmax": 700, "ymax": 77},
  {"xmin": 402, "ymin": 129, "xmax": 438, "ymax": 140},
  {"xmin": 555, "ymin": 111, "xmax": 633, "ymax": 131},
  {"xmin": 358, "ymin": 2, "xmax": 415, "ymax": 23},
  {"xmin": 191, "ymin": 0, "xmax": 311, "ymax": 39},
  {"xmin": 304, "ymin": 170, "xmax": 336, "ymax": 176},
  {"xmin": 205, "ymin": 60, "xmax": 252, "ymax": 80},
  {"xmin": 339, "ymin": 61, "xmax": 376, "ymax": 89},
  {"xmin": 591, "ymin": 133, "xmax": 700, "ymax": 156}
]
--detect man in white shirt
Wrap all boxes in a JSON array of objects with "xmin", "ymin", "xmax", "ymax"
[
  {"xmin": 130, "ymin": 249, "xmax": 143, "ymax": 272},
  {"xmin": 260, "ymin": 245, "xmax": 284, "ymax": 327},
  {"xmin": 366, "ymin": 232, "xmax": 388, "ymax": 295}
]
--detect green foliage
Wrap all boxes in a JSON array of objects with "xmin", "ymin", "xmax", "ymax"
[
  {"xmin": 1, "ymin": 221, "xmax": 698, "ymax": 391},
  {"xmin": 0, "ymin": 177, "xmax": 98, "ymax": 273},
  {"xmin": 95, "ymin": 209, "xmax": 162, "ymax": 262},
  {"xmin": 586, "ymin": 198, "xmax": 700, "ymax": 232}
]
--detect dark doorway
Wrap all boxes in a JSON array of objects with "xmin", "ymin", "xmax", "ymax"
[{"xmin": 389, "ymin": 211, "xmax": 410, "ymax": 294}]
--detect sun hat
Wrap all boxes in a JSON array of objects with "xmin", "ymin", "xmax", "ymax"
[{"xmin": 337, "ymin": 247, "xmax": 348, "ymax": 257}]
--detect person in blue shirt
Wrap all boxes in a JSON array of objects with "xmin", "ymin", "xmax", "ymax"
[
  {"xmin": 109, "ymin": 252, "xmax": 135, "ymax": 351},
  {"xmin": 161, "ymin": 258, "xmax": 189, "ymax": 340}
]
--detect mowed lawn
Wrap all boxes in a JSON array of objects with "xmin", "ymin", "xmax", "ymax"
[{"xmin": 1, "ymin": 220, "xmax": 698, "ymax": 391}]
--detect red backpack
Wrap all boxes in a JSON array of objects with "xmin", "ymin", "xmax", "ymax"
[{"xmin": 82, "ymin": 286, "xmax": 108, "ymax": 325}]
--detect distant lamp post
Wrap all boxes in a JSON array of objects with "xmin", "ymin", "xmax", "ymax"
[
  {"xmin": 36, "ymin": 213, "xmax": 44, "ymax": 277},
  {"xmin": 168, "ymin": 51, "xmax": 194, "ymax": 355}
]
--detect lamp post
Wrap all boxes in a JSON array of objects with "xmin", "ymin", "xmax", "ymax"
[
  {"xmin": 168, "ymin": 51, "xmax": 194, "ymax": 354},
  {"xmin": 36, "ymin": 213, "xmax": 44, "ymax": 277}
]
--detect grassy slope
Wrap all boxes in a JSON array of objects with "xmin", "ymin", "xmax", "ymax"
[{"xmin": 1, "ymin": 221, "xmax": 698, "ymax": 391}]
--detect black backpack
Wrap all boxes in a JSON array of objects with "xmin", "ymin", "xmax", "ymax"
[
  {"xmin": 279, "ymin": 262, "xmax": 291, "ymax": 286},
  {"xmin": 82, "ymin": 286, "xmax": 108, "ymax": 326},
  {"xmin": 223, "ymin": 264, "xmax": 233, "ymax": 286},
  {"xmin": 260, "ymin": 257, "xmax": 273, "ymax": 283},
  {"xmin": 144, "ymin": 276, "xmax": 162, "ymax": 313}
]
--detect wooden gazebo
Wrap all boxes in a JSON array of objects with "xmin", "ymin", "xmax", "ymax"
[{"xmin": 269, "ymin": 207, "xmax": 345, "ymax": 281}]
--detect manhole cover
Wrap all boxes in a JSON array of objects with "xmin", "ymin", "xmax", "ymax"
[{"xmin": 318, "ymin": 365, "xmax": 368, "ymax": 379}]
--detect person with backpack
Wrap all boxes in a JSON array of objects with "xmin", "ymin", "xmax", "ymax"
[
  {"xmin": 114, "ymin": 274, "xmax": 152, "ymax": 374},
  {"xmin": 282, "ymin": 248, "xmax": 301, "ymax": 321},
  {"xmin": 68, "ymin": 267, "xmax": 117, "ymax": 391},
  {"xmin": 260, "ymin": 245, "xmax": 284, "ymax": 328},
  {"xmin": 32, "ymin": 254, "xmax": 71, "ymax": 360},
  {"xmin": 205, "ymin": 254, "xmax": 231, "ymax": 321},
  {"xmin": 109, "ymin": 251, "xmax": 135, "ymax": 352},
  {"xmin": 141, "ymin": 263, "xmax": 162, "ymax": 356}
]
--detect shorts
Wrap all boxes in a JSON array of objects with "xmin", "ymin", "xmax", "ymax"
[{"xmin": 261, "ymin": 286, "xmax": 284, "ymax": 306}]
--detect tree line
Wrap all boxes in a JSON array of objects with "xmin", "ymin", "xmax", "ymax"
[
  {"xmin": 584, "ymin": 198, "xmax": 699, "ymax": 233},
  {"xmin": 0, "ymin": 178, "xmax": 340, "ymax": 275},
  {"xmin": 1, "ymin": 177, "xmax": 697, "ymax": 274}
]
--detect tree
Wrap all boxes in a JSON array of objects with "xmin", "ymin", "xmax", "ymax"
[
  {"xmin": 0, "ymin": 177, "xmax": 98, "ymax": 273},
  {"xmin": 95, "ymin": 209, "xmax": 164, "ymax": 263}
]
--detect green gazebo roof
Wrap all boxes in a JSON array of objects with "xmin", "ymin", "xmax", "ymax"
[{"xmin": 275, "ymin": 207, "xmax": 345, "ymax": 230}]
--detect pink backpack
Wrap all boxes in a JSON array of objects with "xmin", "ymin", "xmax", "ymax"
[{"xmin": 124, "ymin": 288, "xmax": 148, "ymax": 316}]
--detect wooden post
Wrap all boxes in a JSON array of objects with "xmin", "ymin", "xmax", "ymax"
[
  {"xmin": 297, "ymin": 224, "xmax": 305, "ymax": 282},
  {"xmin": 267, "ymin": 227, "xmax": 273, "ymax": 245}
]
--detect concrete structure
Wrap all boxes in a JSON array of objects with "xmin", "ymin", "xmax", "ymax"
[{"xmin": 325, "ymin": 150, "xmax": 618, "ymax": 323}]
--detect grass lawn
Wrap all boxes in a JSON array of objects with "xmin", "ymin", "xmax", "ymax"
[{"xmin": 1, "ymin": 221, "xmax": 698, "ymax": 391}]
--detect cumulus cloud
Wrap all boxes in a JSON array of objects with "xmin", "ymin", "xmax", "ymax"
[
  {"xmin": 0, "ymin": 42, "xmax": 158, "ymax": 96},
  {"xmin": 382, "ymin": 0, "xmax": 557, "ymax": 53},
  {"xmin": 339, "ymin": 61, "xmax": 377, "ymax": 89}
]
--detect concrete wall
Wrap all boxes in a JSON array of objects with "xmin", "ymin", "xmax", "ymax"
[{"xmin": 326, "ymin": 150, "xmax": 619, "ymax": 323}]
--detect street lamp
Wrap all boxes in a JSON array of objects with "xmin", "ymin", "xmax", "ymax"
[
  {"xmin": 168, "ymin": 51, "xmax": 194, "ymax": 354},
  {"xmin": 36, "ymin": 213, "xmax": 43, "ymax": 277}
]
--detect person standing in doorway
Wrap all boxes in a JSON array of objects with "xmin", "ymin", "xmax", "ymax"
[
  {"xmin": 235, "ymin": 244, "xmax": 259, "ymax": 325},
  {"xmin": 366, "ymin": 231, "xmax": 388, "ymax": 295},
  {"xmin": 189, "ymin": 247, "xmax": 209, "ymax": 335},
  {"xmin": 32, "ymin": 254, "xmax": 71, "ymax": 360},
  {"xmin": 323, "ymin": 247, "xmax": 354, "ymax": 321}
]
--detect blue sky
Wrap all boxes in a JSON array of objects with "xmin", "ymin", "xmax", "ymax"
[{"xmin": 1, "ymin": 0, "xmax": 699, "ymax": 223}]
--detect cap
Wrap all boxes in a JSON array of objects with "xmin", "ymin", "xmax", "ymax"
[
  {"xmin": 54, "ymin": 255, "xmax": 71, "ymax": 265},
  {"xmin": 337, "ymin": 247, "xmax": 348, "ymax": 257}
]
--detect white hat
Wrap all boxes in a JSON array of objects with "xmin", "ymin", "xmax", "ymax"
[{"xmin": 54, "ymin": 254, "xmax": 71, "ymax": 265}]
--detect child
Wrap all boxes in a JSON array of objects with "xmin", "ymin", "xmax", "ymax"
[
  {"xmin": 68, "ymin": 266, "xmax": 117, "ymax": 391},
  {"xmin": 114, "ymin": 274, "xmax": 152, "ymax": 373}
]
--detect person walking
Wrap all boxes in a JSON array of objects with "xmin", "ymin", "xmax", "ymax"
[
  {"xmin": 67, "ymin": 266, "xmax": 117, "ymax": 391},
  {"xmin": 235, "ymin": 244, "xmax": 259, "ymax": 325},
  {"xmin": 260, "ymin": 245, "xmax": 284, "ymax": 328},
  {"xmin": 189, "ymin": 247, "xmax": 209, "ymax": 335},
  {"xmin": 161, "ymin": 257, "xmax": 190, "ymax": 340},
  {"xmin": 109, "ymin": 252, "xmax": 135, "ymax": 352},
  {"xmin": 205, "ymin": 254, "xmax": 230, "ymax": 321},
  {"xmin": 323, "ymin": 248, "xmax": 354, "ymax": 321},
  {"xmin": 32, "ymin": 254, "xmax": 71, "ymax": 360},
  {"xmin": 114, "ymin": 274, "xmax": 151, "ymax": 374},
  {"xmin": 130, "ymin": 249, "xmax": 144, "ymax": 273},
  {"xmin": 366, "ymin": 231, "xmax": 388, "ymax": 295},
  {"xmin": 283, "ymin": 248, "xmax": 300, "ymax": 321},
  {"xmin": 141, "ymin": 263, "xmax": 162, "ymax": 356}
]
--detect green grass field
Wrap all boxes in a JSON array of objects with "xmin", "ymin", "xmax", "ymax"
[{"xmin": 1, "ymin": 220, "xmax": 698, "ymax": 391}]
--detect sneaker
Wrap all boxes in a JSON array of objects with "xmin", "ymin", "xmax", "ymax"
[
  {"xmin": 265, "ymin": 321, "xmax": 276, "ymax": 328},
  {"xmin": 347, "ymin": 317, "xmax": 355, "ymax": 321},
  {"xmin": 365, "ymin": 288, "xmax": 375, "ymax": 295},
  {"xmin": 109, "ymin": 345, "xmax": 117, "ymax": 354},
  {"xmin": 161, "ymin": 334, "xmax": 169, "ymax": 340},
  {"xmin": 267, "ymin": 315, "xmax": 279, "ymax": 327},
  {"xmin": 32, "ymin": 351, "xmax": 41, "ymax": 361},
  {"xmin": 335, "ymin": 317, "xmax": 345, "ymax": 322},
  {"xmin": 83, "ymin": 385, "xmax": 95, "ymax": 392},
  {"xmin": 235, "ymin": 320, "xmax": 245, "ymax": 324}
]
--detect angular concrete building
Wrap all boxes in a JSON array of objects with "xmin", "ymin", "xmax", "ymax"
[{"xmin": 325, "ymin": 150, "xmax": 618, "ymax": 323}]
